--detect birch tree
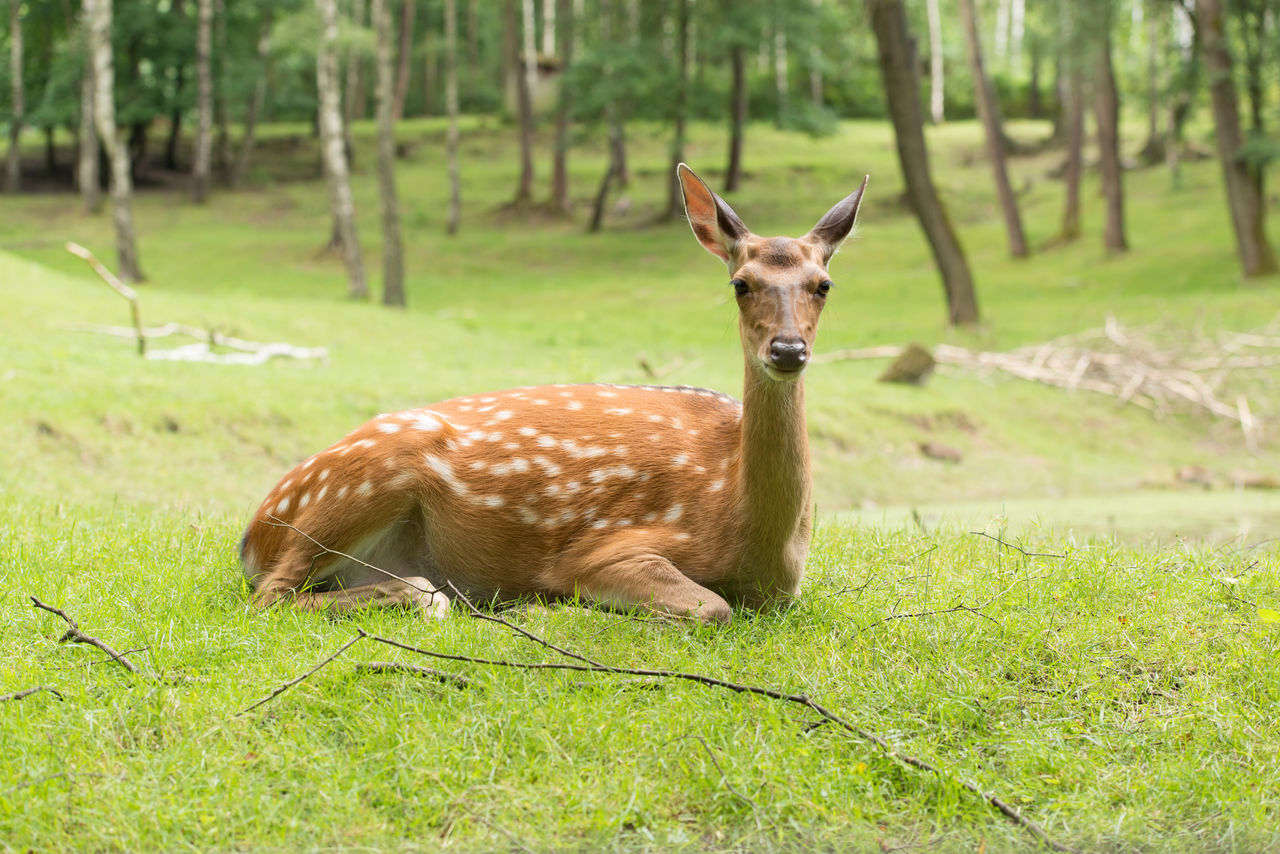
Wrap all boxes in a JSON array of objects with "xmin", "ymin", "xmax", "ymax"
[
  {"xmin": 316, "ymin": 0, "xmax": 368, "ymax": 298},
  {"xmin": 6, "ymin": 0, "xmax": 24, "ymax": 192},
  {"xmin": 372, "ymin": 0, "xmax": 405, "ymax": 305},
  {"xmin": 192, "ymin": 0, "xmax": 213, "ymax": 203},
  {"xmin": 550, "ymin": 0, "xmax": 572, "ymax": 215},
  {"xmin": 78, "ymin": 39, "xmax": 101, "ymax": 213},
  {"xmin": 86, "ymin": 0, "xmax": 144, "ymax": 282}
]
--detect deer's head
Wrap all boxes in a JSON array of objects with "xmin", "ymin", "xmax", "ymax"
[{"xmin": 678, "ymin": 164, "xmax": 868, "ymax": 383}]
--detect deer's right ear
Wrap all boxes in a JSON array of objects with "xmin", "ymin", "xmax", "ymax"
[{"xmin": 677, "ymin": 163, "xmax": 749, "ymax": 263}]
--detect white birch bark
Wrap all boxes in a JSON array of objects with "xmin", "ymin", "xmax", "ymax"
[
  {"xmin": 78, "ymin": 41, "xmax": 101, "ymax": 212},
  {"xmin": 372, "ymin": 0, "xmax": 404, "ymax": 305},
  {"xmin": 316, "ymin": 0, "xmax": 368, "ymax": 298},
  {"xmin": 87, "ymin": 0, "xmax": 143, "ymax": 281},
  {"xmin": 926, "ymin": 0, "xmax": 944, "ymax": 123},
  {"xmin": 192, "ymin": 0, "xmax": 213, "ymax": 202}
]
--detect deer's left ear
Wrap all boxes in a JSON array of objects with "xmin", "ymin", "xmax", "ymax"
[{"xmin": 807, "ymin": 175, "xmax": 869, "ymax": 265}]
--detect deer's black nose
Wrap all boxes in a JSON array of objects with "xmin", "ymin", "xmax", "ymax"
[{"xmin": 768, "ymin": 338, "xmax": 808, "ymax": 372}]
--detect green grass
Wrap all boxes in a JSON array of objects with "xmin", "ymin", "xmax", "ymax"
[
  {"xmin": 3, "ymin": 500, "xmax": 1278, "ymax": 851},
  {"xmin": 2, "ymin": 116, "xmax": 1280, "ymax": 849}
]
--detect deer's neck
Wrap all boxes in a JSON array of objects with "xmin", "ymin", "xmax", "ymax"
[{"xmin": 730, "ymin": 367, "xmax": 812, "ymax": 594}]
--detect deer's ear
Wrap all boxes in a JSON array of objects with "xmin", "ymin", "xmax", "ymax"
[
  {"xmin": 677, "ymin": 163, "xmax": 749, "ymax": 263},
  {"xmin": 807, "ymin": 175, "xmax": 869, "ymax": 265}
]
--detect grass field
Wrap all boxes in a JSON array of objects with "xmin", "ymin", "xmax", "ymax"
[{"xmin": 2, "ymin": 116, "xmax": 1279, "ymax": 851}]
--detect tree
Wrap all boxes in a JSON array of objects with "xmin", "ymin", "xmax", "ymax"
[
  {"xmin": 508, "ymin": 0, "xmax": 534, "ymax": 204},
  {"xmin": 1060, "ymin": 64, "xmax": 1084, "ymax": 241},
  {"xmin": 724, "ymin": 43, "xmax": 746, "ymax": 193},
  {"xmin": 372, "ymin": 0, "xmax": 405, "ymax": 306},
  {"xmin": 1093, "ymin": 16, "xmax": 1127, "ymax": 253},
  {"xmin": 316, "ymin": 0, "xmax": 368, "ymax": 298},
  {"xmin": 1197, "ymin": 0, "xmax": 1278, "ymax": 275},
  {"xmin": 231, "ymin": 15, "xmax": 273, "ymax": 189},
  {"xmin": 444, "ymin": 0, "xmax": 461, "ymax": 233},
  {"xmin": 550, "ymin": 0, "xmax": 572, "ymax": 215},
  {"xmin": 77, "ymin": 37, "xmax": 101, "ymax": 213},
  {"xmin": 925, "ymin": 0, "xmax": 944, "ymax": 124},
  {"xmin": 867, "ymin": 0, "xmax": 979, "ymax": 326},
  {"xmin": 86, "ymin": 0, "xmax": 144, "ymax": 282},
  {"xmin": 662, "ymin": 0, "xmax": 691, "ymax": 220},
  {"xmin": 392, "ymin": 0, "xmax": 415, "ymax": 120},
  {"xmin": 958, "ymin": 0, "xmax": 1027, "ymax": 258},
  {"xmin": 193, "ymin": 0, "xmax": 213, "ymax": 203},
  {"xmin": 6, "ymin": 0, "xmax": 23, "ymax": 192}
]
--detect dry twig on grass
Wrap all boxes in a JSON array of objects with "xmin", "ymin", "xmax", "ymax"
[
  {"xmin": 65, "ymin": 242, "xmax": 327, "ymax": 366},
  {"xmin": 355, "ymin": 661, "xmax": 472, "ymax": 689},
  {"xmin": 29, "ymin": 596, "xmax": 145, "ymax": 676},
  {"xmin": 0, "ymin": 685, "xmax": 64, "ymax": 703},
  {"xmin": 236, "ymin": 634, "xmax": 363, "ymax": 715}
]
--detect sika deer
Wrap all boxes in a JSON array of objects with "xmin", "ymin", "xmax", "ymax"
[{"xmin": 240, "ymin": 164, "xmax": 868, "ymax": 624}]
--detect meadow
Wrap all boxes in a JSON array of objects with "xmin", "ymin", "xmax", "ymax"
[{"xmin": 2, "ymin": 117, "xmax": 1279, "ymax": 851}]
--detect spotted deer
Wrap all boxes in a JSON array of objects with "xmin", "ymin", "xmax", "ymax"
[{"xmin": 240, "ymin": 164, "xmax": 868, "ymax": 624}]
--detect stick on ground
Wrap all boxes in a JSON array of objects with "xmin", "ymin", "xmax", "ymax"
[
  {"xmin": 29, "ymin": 596, "xmax": 143, "ymax": 675},
  {"xmin": 237, "ymin": 634, "xmax": 363, "ymax": 715}
]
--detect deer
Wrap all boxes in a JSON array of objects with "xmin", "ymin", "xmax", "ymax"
[{"xmin": 239, "ymin": 164, "xmax": 868, "ymax": 624}]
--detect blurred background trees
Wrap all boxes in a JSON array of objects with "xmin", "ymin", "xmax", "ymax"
[{"xmin": 1, "ymin": 0, "xmax": 1277, "ymax": 312}]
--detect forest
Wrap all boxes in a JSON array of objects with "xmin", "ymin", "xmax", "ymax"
[{"xmin": 2, "ymin": 1, "xmax": 1280, "ymax": 852}]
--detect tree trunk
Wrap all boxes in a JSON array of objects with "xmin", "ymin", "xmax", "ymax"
[
  {"xmin": 232, "ymin": 18, "xmax": 272, "ymax": 189},
  {"xmin": 773, "ymin": 25, "xmax": 788, "ymax": 127},
  {"xmin": 958, "ymin": 0, "xmax": 1027, "ymax": 258},
  {"xmin": 316, "ymin": 0, "xmax": 368, "ymax": 298},
  {"xmin": 1167, "ymin": 0, "xmax": 1198, "ymax": 189},
  {"xmin": 926, "ymin": 0, "xmax": 944, "ymax": 124},
  {"xmin": 1093, "ymin": 25, "xmax": 1127, "ymax": 253},
  {"xmin": 372, "ymin": 0, "xmax": 405, "ymax": 306},
  {"xmin": 541, "ymin": 0, "xmax": 555, "ymax": 55},
  {"xmin": 192, "ymin": 0, "xmax": 213, "ymax": 203},
  {"xmin": 346, "ymin": 0, "xmax": 368, "ymax": 124},
  {"xmin": 724, "ymin": 43, "xmax": 746, "ymax": 193},
  {"xmin": 213, "ymin": 0, "xmax": 230, "ymax": 179},
  {"xmin": 1198, "ymin": 0, "xmax": 1277, "ymax": 276},
  {"xmin": 867, "ymin": 0, "xmax": 979, "ymax": 326},
  {"xmin": 423, "ymin": 31, "xmax": 438, "ymax": 114},
  {"xmin": 78, "ymin": 43, "xmax": 101, "ymax": 213},
  {"xmin": 392, "ymin": 0, "xmax": 415, "ymax": 120},
  {"xmin": 808, "ymin": 45, "xmax": 823, "ymax": 107},
  {"xmin": 445, "ymin": 0, "xmax": 461, "ymax": 233},
  {"xmin": 510, "ymin": 0, "xmax": 535, "ymax": 204},
  {"xmin": 1137, "ymin": 0, "xmax": 1164, "ymax": 164},
  {"xmin": 550, "ymin": 0, "xmax": 572, "ymax": 215},
  {"xmin": 7, "ymin": 0, "xmax": 24, "ymax": 192},
  {"xmin": 1027, "ymin": 36, "xmax": 1041, "ymax": 119},
  {"xmin": 662, "ymin": 0, "xmax": 690, "ymax": 220},
  {"xmin": 1061, "ymin": 66, "xmax": 1083, "ymax": 242},
  {"xmin": 87, "ymin": 0, "xmax": 144, "ymax": 282}
]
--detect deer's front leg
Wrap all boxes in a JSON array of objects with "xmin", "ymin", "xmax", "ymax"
[{"xmin": 545, "ymin": 543, "xmax": 731, "ymax": 625}]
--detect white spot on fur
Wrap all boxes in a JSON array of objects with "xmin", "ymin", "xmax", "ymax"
[
  {"xmin": 532, "ymin": 399, "xmax": 548, "ymax": 406},
  {"xmin": 532, "ymin": 456, "xmax": 563, "ymax": 476},
  {"xmin": 411, "ymin": 414, "xmax": 442, "ymax": 432},
  {"xmin": 567, "ymin": 400, "xmax": 583, "ymax": 411},
  {"xmin": 280, "ymin": 478, "xmax": 294, "ymax": 492},
  {"xmin": 536, "ymin": 435, "xmax": 556, "ymax": 448},
  {"xmin": 275, "ymin": 496, "xmax": 291, "ymax": 514},
  {"xmin": 642, "ymin": 512, "xmax": 658, "ymax": 523},
  {"xmin": 597, "ymin": 391, "xmax": 617, "ymax": 398},
  {"xmin": 319, "ymin": 469, "xmax": 330, "ymax": 481},
  {"xmin": 605, "ymin": 407, "xmax": 632, "ymax": 416},
  {"xmin": 480, "ymin": 397, "xmax": 496, "ymax": 403},
  {"xmin": 473, "ymin": 495, "xmax": 506, "ymax": 508},
  {"xmin": 299, "ymin": 492, "xmax": 311, "ymax": 509},
  {"xmin": 357, "ymin": 481, "xmax": 373, "ymax": 496},
  {"xmin": 518, "ymin": 426, "xmax": 538, "ymax": 437},
  {"xmin": 503, "ymin": 442, "xmax": 521, "ymax": 451},
  {"xmin": 391, "ymin": 472, "xmax": 413, "ymax": 488},
  {"xmin": 674, "ymin": 533, "xmax": 692, "ymax": 541},
  {"xmin": 495, "ymin": 410, "xmax": 515, "ymax": 421},
  {"xmin": 517, "ymin": 506, "xmax": 540, "ymax": 525},
  {"xmin": 490, "ymin": 458, "xmax": 531, "ymax": 476},
  {"xmin": 663, "ymin": 503, "xmax": 684, "ymax": 523},
  {"xmin": 647, "ymin": 414, "xmax": 664, "ymax": 423},
  {"xmin": 337, "ymin": 485, "xmax": 349, "ymax": 500},
  {"xmin": 378, "ymin": 422, "xmax": 403, "ymax": 434},
  {"xmin": 671, "ymin": 453, "xmax": 689, "ymax": 467},
  {"xmin": 316, "ymin": 485, "xmax": 329, "ymax": 502},
  {"xmin": 708, "ymin": 479, "xmax": 725, "ymax": 492},
  {"xmin": 588, "ymin": 465, "xmax": 638, "ymax": 483},
  {"xmin": 469, "ymin": 460, "xmax": 487, "ymax": 471},
  {"xmin": 591, "ymin": 519, "xmax": 609, "ymax": 529},
  {"xmin": 424, "ymin": 454, "xmax": 467, "ymax": 495}
]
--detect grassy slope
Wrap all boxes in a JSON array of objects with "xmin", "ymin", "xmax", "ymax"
[{"xmin": 1, "ymin": 119, "xmax": 1279, "ymax": 850}]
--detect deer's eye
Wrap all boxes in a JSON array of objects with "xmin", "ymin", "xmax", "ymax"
[
  {"xmin": 731, "ymin": 279, "xmax": 750, "ymax": 297},
  {"xmin": 816, "ymin": 281, "xmax": 833, "ymax": 297}
]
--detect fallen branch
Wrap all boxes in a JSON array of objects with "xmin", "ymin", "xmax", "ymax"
[
  {"xmin": 363, "ymin": 612, "xmax": 1075, "ymax": 852},
  {"xmin": 66, "ymin": 243, "xmax": 327, "ymax": 365},
  {"xmin": 237, "ymin": 634, "xmax": 363, "ymax": 715},
  {"xmin": 355, "ymin": 661, "xmax": 473, "ymax": 689},
  {"xmin": 30, "ymin": 596, "xmax": 144, "ymax": 676},
  {"xmin": 0, "ymin": 685, "xmax": 64, "ymax": 703},
  {"xmin": 970, "ymin": 532, "xmax": 1068, "ymax": 560},
  {"xmin": 669, "ymin": 734, "xmax": 760, "ymax": 809}
]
